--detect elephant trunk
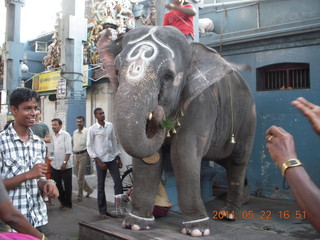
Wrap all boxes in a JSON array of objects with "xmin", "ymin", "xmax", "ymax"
[{"xmin": 114, "ymin": 89, "xmax": 166, "ymax": 158}]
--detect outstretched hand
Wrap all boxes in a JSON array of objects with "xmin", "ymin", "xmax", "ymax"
[
  {"xmin": 291, "ymin": 97, "xmax": 320, "ymax": 135},
  {"xmin": 266, "ymin": 126, "xmax": 297, "ymax": 168}
]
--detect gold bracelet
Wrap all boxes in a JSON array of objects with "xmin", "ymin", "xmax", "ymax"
[
  {"xmin": 41, "ymin": 233, "xmax": 46, "ymax": 240},
  {"xmin": 281, "ymin": 158, "xmax": 303, "ymax": 176}
]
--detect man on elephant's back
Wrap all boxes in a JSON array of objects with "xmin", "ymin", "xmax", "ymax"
[{"xmin": 163, "ymin": 0, "xmax": 196, "ymax": 42}]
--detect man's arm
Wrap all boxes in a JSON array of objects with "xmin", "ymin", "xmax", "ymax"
[
  {"xmin": 86, "ymin": 127, "xmax": 107, "ymax": 170},
  {"xmin": 266, "ymin": 126, "xmax": 320, "ymax": 232},
  {"xmin": 165, "ymin": 3, "xmax": 196, "ymax": 16},
  {"xmin": 110, "ymin": 125, "xmax": 122, "ymax": 168},
  {"xmin": 0, "ymin": 179, "xmax": 46, "ymax": 239},
  {"xmin": 285, "ymin": 166, "xmax": 320, "ymax": 231},
  {"xmin": 60, "ymin": 132, "xmax": 72, "ymax": 171},
  {"xmin": 86, "ymin": 127, "xmax": 96, "ymax": 159},
  {"xmin": 43, "ymin": 123, "xmax": 51, "ymax": 143},
  {"xmin": 43, "ymin": 134, "xmax": 51, "ymax": 143},
  {"xmin": 38, "ymin": 179, "xmax": 59, "ymax": 199},
  {"xmin": 2, "ymin": 163, "xmax": 47, "ymax": 190},
  {"xmin": 0, "ymin": 198, "xmax": 45, "ymax": 239}
]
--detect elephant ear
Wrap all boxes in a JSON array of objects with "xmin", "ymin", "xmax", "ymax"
[
  {"xmin": 97, "ymin": 29, "xmax": 123, "ymax": 91},
  {"xmin": 182, "ymin": 42, "xmax": 249, "ymax": 110}
]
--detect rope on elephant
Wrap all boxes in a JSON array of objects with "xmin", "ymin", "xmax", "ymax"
[
  {"xmin": 182, "ymin": 217, "xmax": 210, "ymax": 224},
  {"xmin": 227, "ymin": 74, "xmax": 236, "ymax": 144},
  {"xmin": 129, "ymin": 213, "xmax": 155, "ymax": 221}
]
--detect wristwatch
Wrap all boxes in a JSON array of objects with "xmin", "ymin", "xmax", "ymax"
[
  {"xmin": 281, "ymin": 159, "xmax": 302, "ymax": 176},
  {"xmin": 46, "ymin": 179, "xmax": 56, "ymax": 185},
  {"xmin": 63, "ymin": 161, "xmax": 67, "ymax": 164}
]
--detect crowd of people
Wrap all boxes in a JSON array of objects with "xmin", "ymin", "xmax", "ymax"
[{"xmin": 0, "ymin": 87, "xmax": 128, "ymax": 239}]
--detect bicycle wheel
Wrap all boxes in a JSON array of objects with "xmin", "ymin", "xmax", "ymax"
[{"xmin": 121, "ymin": 168, "xmax": 133, "ymax": 192}]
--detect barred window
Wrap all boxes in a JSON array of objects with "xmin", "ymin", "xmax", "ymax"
[{"xmin": 257, "ymin": 63, "xmax": 310, "ymax": 91}]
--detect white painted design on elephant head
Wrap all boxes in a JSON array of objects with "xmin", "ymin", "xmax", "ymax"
[
  {"xmin": 194, "ymin": 67, "xmax": 209, "ymax": 84},
  {"xmin": 126, "ymin": 41, "xmax": 159, "ymax": 81},
  {"xmin": 125, "ymin": 28, "xmax": 175, "ymax": 81},
  {"xmin": 173, "ymin": 72, "xmax": 184, "ymax": 86},
  {"xmin": 156, "ymin": 59, "xmax": 169, "ymax": 75},
  {"xmin": 128, "ymin": 28, "xmax": 175, "ymax": 58}
]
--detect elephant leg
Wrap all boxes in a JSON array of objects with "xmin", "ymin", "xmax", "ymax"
[
  {"xmin": 219, "ymin": 158, "xmax": 248, "ymax": 221},
  {"xmin": 171, "ymin": 150, "xmax": 210, "ymax": 237},
  {"xmin": 122, "ymin": 156, "xmax": 163, "ymax": 231}
]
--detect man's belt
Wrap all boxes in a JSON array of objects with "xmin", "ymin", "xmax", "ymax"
[{"xmin": 73, "ymin": 150, "xmax": 87, "ymax": 154}]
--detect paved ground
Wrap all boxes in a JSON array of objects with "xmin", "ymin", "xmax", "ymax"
[{"xmin": 43, "ymin": 174, "xmax": 320, "ymax": 240}]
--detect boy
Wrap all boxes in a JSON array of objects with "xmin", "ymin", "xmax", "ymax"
[{"xmin": 0, "ymin": 88, "xmax": 58, "ymax": 231}]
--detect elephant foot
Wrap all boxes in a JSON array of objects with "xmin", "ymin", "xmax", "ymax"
[
  {"xmin": 218, "ymin": 205, "xmax": 239, "ymax": 221},
  {"xmin": 181, "ymin": 217, "xmax": 210, "ymax": 237},
  {"xmin": 121, "ymin": 213, "xmax": 155, "ymax": 231}
]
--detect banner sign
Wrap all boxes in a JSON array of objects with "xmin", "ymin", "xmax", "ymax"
[{"xmin": 32, "ymin": 65, "xmax": 90, "ymax": 92}]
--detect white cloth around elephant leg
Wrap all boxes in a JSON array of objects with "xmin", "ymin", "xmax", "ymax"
[
  {"xmin": 122, "ymin": 213, "xmax": 155, "ymax": 231},
  {"xmin": 181, "ymin": 217, "xmax": 211, "ymax": 237}
]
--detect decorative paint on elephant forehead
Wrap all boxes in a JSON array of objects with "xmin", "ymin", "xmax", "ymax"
[
  {"xmin": 128, "ymin": 27, "xmax": 159, "ymax": 44},
  {"xmin": 156, "ymin": 58, "xmax": 170, "ymax": 75},
  {"xmin": 128, "ymin": 28, "xmax": 175, "ymax": 59},
  {"xmin": 125, "ymin": 41, "xmax": 159, "ymax": 81},
  {"xmin": 126, "ymin": 41, "xmax": 159, "ymax": 63},
  {"xmin": 126, "ymin": 61, "xmax": 146, "ymax": 81},
  {"xmin": 118, "ymin": 55, "xmax": 123, "ymax": 68},
  {"xmin": 152, "ymin": 35, "xmax": 175, "ymax": 59}
]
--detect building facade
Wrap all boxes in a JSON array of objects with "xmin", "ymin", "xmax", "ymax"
[{"xmin": 199, "ymin": 0, "xmax": 320, "ymax": 199}]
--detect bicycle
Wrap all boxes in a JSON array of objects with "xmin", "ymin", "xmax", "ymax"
[{"xmin": 121, "ymin": 164, "xmax": 133, "ymax": 192}]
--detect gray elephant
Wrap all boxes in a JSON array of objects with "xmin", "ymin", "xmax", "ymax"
[{"xmin": 98, "ymin": 26, "xmax": 256, "ymax": 237}]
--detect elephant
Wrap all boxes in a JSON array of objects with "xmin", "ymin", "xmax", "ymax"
[{"xmin": 98, "ymin": 26, "xmax": 256, "ymax": 237}]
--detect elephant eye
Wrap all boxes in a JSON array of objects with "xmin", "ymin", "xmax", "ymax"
[{"xmin": 163, "ymin": 72, "xmax": 174, "ymax": 82}]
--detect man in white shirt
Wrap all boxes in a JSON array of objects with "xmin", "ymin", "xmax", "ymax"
[
  {"xmin": 87, "ymin": 108, "xmax": 123, "ymax": 218},
  {"xmin": 73, "ymin": 116, "xmax": 93, "ymax": 202},
  {"xmin": 51, "ymin": 118, "xmax": 73, "ymax": 210}
]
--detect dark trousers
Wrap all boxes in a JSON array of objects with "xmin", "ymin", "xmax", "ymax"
[
  {"xmin": 95, "ymin": 159, "xmax": 123, "ymax": 214},
  {"xmin": 51, "ymin": 167, "xmax": 73, "ymax": 208}
]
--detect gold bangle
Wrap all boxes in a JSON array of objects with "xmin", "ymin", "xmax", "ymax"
[
  {"xmin": 41, "ymin": 233, "xmax": 46, "ymax": 240},
  {"xmin": 281, "ymin": 158, "xmax": 303, "ymax": 176}
]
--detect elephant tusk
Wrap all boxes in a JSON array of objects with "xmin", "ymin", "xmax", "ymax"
[
  {"xmin": 148, "ymin": 112, "xmax": 153, "ymax": 121},
  {"xmin": 142, "ymin": 152, "xmax": 160, "ymax": 164}
]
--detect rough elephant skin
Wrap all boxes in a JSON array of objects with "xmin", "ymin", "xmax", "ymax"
[{"xmin": 98, "ymin": 26, "xmax": 256, "ymax": 237}]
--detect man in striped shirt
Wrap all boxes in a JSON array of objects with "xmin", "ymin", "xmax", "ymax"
[{"xmin": 0, "ymin": 88, "xmax": 59, "ymax": 231}]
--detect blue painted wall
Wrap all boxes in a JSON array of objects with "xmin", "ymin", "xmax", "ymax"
[{"xmin": 199, "ymin": 0, "xmax": 320, "ymax": 199}]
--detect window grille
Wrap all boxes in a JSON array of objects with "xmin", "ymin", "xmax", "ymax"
[
  {"xmin": 35, "ymin": 41, "xmax": 48, "ymax": 53},
  {"xmin": 257, "ymin": 63, "xmax": 310, "ymax": 91}
]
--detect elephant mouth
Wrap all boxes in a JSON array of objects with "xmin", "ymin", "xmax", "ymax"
[{"xmin": 146, "ymin": 105, "xmax": 165, "ymax": 139}]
